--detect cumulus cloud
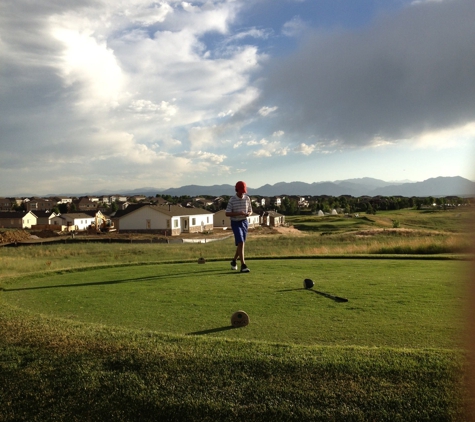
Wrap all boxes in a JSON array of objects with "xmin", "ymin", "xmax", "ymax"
[
  {"xmin": 294, "ymin": 143, "xmax": 315, "ymax": 155},
  {"xmin": 179, "ymin": 150, "xmax": 227, "ymax": 164},
  {"xmin": 252, "ymin": 140, "xmax": 289, "ymax": 157},
  {"xmin": 0, "ymin": 0, "xmax": 263, "ymax": 193}
]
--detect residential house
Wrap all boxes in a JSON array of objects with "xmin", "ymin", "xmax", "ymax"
[
  {"xmin": 0, "ymin": 198, "xmax": 14, "ymax": 211},
  {"xmin": 193, "ymin": 197, "xmax": 214, "ymax": 208},
  {"xmin": 116, "ymin": 201, "xmax": 131, "ymax": 210},
  {"xmin": 129, "ymin": 195, "xmax": 147, "ymax": 203},
  {"xmin": 271, "ymin": 197, "xmax": 282, "ymax": 207},
  {"xmin": 155, "ymin": 196, "xmax": 170, "ymax": 206},
  {"xmin": 24, "ymin": 197, "xmax": 54, "ymax": 212},
  {"xmin": 247, "ymin": 212, "xmax": 260, "ymax": 228},
  {"xmin": 213, "ymin": 209, "xmax": 229, "ymax": 228},
  {"xmin": 251, "ymin": 197, "xmax": 266, "ymax": 208},
  {"xmin": 52, "ymin": 197, "xmax": 73, "ymax": 205},
  {"xmin": 75, "ymin": 197, "xmax": 98, "ymax": 212},
  {"xmin": 113, "ymin": 204, "xmax": 213, "ymax": 235},
  {"xmin": 99, "ymin": 196, "xmax": 110, "ymax": 204},
  {"xmin": 110, "ymin": 195, "xmax": 128, "ymax": 203},
  {"xmin": 261, "ymin": 210, "xmax": 285, "ymax": 227},
  {"xmin": 213, "ymin": 209, "xmax": 260, "ymax": 229},
  {"xmin": 32, "ymin": 210, "xmax": 57, "ymax": 225},
  {"xmin": 51, "ymin": 213, "xmax": 95, "ymax": 232},
  {"xmin": 0, "ymin": 211, "xmax": 37, "ymax": 229},
  {"xmin": 298, "ymin": 196, "xmax": 310, "ymax": 208}
]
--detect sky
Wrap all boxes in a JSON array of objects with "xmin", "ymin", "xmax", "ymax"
[{"xmin": 1, "ymin": 0, "xmax": 474, "ymax": 196}]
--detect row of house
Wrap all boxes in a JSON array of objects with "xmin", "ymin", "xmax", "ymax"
[
  {"xmin": 0, "ymin": 193, "xmax": 299, "ymax": 214},
  {"xmin": 0, "ymin": 205, "xmax": 286, "ymax": 236}
]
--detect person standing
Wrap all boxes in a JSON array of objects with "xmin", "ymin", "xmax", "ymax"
[{"xmin": 226, "ymin": 181, "xmax": 252, "ymax": 273}]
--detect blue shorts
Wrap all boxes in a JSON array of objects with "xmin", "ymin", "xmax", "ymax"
[{"xmin": 231, "ymin": 219, "xmax": 248, "ymax": 245}]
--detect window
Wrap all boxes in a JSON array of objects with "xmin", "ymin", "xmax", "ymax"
[
  {"xmin": 192, "ymin": 218, "xmax": 196, "ymax": 225},
  {"xmin": 174, "ymin": 219, "xmax": 178, "ymax": 228},
  {"xmin": 167, "ymin": 220, "xmax": 170, "ymax": 228},
  {"xmin": 207, "ymin": 217, "xmax": 209, "ymax": 223}
]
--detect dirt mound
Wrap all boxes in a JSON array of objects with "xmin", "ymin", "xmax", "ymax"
[{"xmin": 0, "ymin": 230, "xmax": 32, "ymax": 243}]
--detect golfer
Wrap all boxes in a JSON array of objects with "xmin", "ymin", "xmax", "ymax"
[{"xmin": 226, "ymin": 181, "xmax": 252, "ymax": 272}]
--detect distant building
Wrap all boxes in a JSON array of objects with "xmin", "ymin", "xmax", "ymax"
[{"xmin": 0, "ymin": 211, "xmax": 37, "ymax": 229}]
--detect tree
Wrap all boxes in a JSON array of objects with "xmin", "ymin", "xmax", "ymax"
[
  {"xmin": 366, "ymin": 203, "xmax": 376, "ymax": 215},
  {"xmin": 58, "ymin": 203, "xmax": 69, "ymax": 214}
]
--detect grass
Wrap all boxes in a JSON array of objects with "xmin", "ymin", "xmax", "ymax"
[
  {"xmin": 1, "ymin": 259, "xmax": 469, "ymax": 349},
  {"xmin": 0, "ymin": 311, "xmax": 468, "ymax": 421},
  {"xmin": 287, "ymin": 207, "xmax": 473, "ymax": 233},
  {"xmin": 0, "ymin": 207, "xmax": 474, "ymax": 421}
]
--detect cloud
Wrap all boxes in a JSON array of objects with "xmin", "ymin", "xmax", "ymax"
[
  {"xmin": 407, "ymin": 121, "xmax": 475, "ymax": 150},
  {"xmin": 256, "ymin": 0, "xmax": 475, "ymax": 147},
  {"xmin": 258, "ymin": 106, "xmax": 278, "ymax": 116},
  {"xmin": 128, "ymin": 99, "xmax": 178, "ymax": 121},
  {"xmin": 282, "ymin": 16, "xmax": 306, "ymax": 37},
  {"xmin": 179, "ymin": 150, "xmax": 227, "ymax": 164},
  {"xmin": 294, "ymin": 143, "xmax": 315, "ymax": 155},
  {"xmin": 0, "ymin": 0, "xmax": 263, "ymax": 193},
  {"xmin": 252, "ymin": 140, "xmax": 289, "ymax": 157}
]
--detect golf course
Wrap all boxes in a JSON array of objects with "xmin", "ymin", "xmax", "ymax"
[{"xmin": 1, "ymin": 207, "xmax": 474, "ymax": 421}]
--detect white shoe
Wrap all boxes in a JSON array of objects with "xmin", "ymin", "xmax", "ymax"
[{"xmin": 230, "ymin": 260, "xmax": 237, "ymax": 270}]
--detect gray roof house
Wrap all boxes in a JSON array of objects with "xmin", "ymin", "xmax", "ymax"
[
  {"xmin": 0, "ymin": 211, "xmax": 37, "ymax": 229},
  {"xmin": 31, "ymin": 210, "xmax": 57, "ymax": 225},
  {"xmin": 113, "ymin": 204, "xmax": 213, "ymax": 235}
]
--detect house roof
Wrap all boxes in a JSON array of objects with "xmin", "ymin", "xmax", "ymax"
[
  {"xmin": 265, "ymin": 211, "xmax": 284, "ymax": 217},
  {"xmin": 58, "ymin": 213, "xmax": 95, "ymax": 220},
  {"xmin": 31, "ymin": 210, "xmax": 56, "ymax": 218},
  {"xmin": 115, "ymin": 204, "xmax": 213, "ymax": 219},
  {"xmin": 0, "ymin": 211, "xmax": 35, "ymax": 219}
]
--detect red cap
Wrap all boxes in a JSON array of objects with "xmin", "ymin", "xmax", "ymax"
[{"xmin": 235, "ymin": 181, "xmax": 247, "ymax": 194}]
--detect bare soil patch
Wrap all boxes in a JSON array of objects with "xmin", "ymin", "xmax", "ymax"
[{"xmin": 271, "ymin": 225, "xmax": 305, "ymax": 236}]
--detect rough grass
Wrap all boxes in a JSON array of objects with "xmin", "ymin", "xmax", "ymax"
[{"xmin": 0, "ymin": 306, "xmax": 470, "ymax": 422}]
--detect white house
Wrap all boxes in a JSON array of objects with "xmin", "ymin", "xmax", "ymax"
[
  {"xmin": 51, "ymin": 213, "xmax": 95, "ymax": 232},
  {"xmin": 261, "ymin": 210, "xmax": 285, "ymax": 227},
  {"xmin": 0, "ymin": 211, "xmax": 37, "ymax": 229},
  {"xmin": 114, "ymin": 204, "xmax": 213, "ymax": 235},
  {"xmin": 247, "ymin": 213, "xmax": 260, "ymax": 228}
]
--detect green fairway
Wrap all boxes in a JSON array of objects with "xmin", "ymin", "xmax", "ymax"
[{"xmin": 2, "ymin": 259, "xmax": 467, "ymax": 349}]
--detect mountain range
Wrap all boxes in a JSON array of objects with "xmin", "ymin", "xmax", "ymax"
[{"xmin": 118, "ymin": 176, "xmax": 474, "ymax": 198}]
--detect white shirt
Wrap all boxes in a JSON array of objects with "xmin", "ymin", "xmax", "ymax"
[{"xmin": 226, "ymin": 194, "xmax": 252, "ymax": 221}]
